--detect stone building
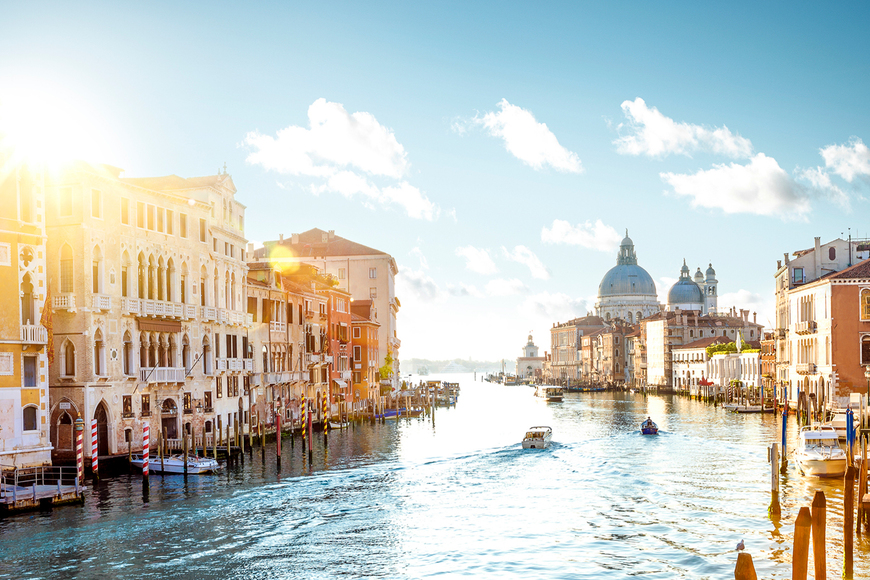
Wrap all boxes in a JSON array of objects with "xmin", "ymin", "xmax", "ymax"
[
  {"xmin": 256, "ymin": 229, "xmax": 401, "ymax": 384},
  {"xmin": 549, "ymin": 316, "xmax": 606, "ymax": 383},
  {"xmin": 516, "ymin": 334, "xmax": 545, "ymax": 380},
  {"xmin": 0, "ymin": 159, "xmax": 52, "ymax": 467},
  {"xmin": 350, "ymin": 300, "xmax": 381, "ymax": 413},
  {"xmin": 45, "ymin": 163, "xmax": 252, "ymax": 462},
  {"xmin": 666, "ymin": 260, "xmax": 718, "ymax": 314}
]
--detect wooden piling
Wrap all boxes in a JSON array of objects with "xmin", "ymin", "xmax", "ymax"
[
  {"xmin": 792, "ymin": 506, "xmax": 811, "ymax": 580},
  {"xmin": 159, "ymin": 430, "xmax": 165, "ymax": 475},
  {"xmin": 127, "ymin": 440, "xmax": 132, "ymax": 472},
  {"xmin": 226, "ymin": 424, "xmax": 231, "ymax": 462},
  {"xmin": 845, "ymin": 465, "xmax": 856, "ymax": 578},
  {"xmin": 859, "ymin": 438, "xmax": 867, "ymax": 536},
  {"xmin": 183, "ymin": 432, "xmax": 189, "ymax": 475},
  {"xmin": 734, "ymin": 552, "xmax": 757, "ymax": 580},
  {"xmin": 769, "ymin": 443, "xmax": 781, "ymax": 516},
  {"xmin": 810, "ymin": 491, "xmax": 825, "ymax": 580}
]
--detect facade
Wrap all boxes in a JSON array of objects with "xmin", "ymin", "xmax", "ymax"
[
  {"xmin": 595, "ymin": 231, "xmax": 661, "ymax": 323},
  {"xmin": 516, "ymin": 334, "xmax": 545, "ymax": 379},
  {"xmin": 45, "ymin": 163, "xmax": 252, "ymax": 462},
  {"xmin": 549, "ymin": 316, "xmax": 606, "ymax": 383},
  {"xmin": 774, "ymin": 236, "xmax": 870, "ymax": 410},
  {"xmin": 643, "ymin": 308, "xmax": 763, "ymax": 390},
  {"xmin": 350, "ymin": 300, "xmax": 381, "ymax": 413},
  {"xmin": 323, "ymin": 283, "xmax": 353, "ymax": 417},
  {"xmin": 0, "ymin": 160, "xmax": 52, "ymax": 467},
  {"xmin": 256, "ymin": 229, "xmax": 401, "ymax": 383},
  {"xmin": 760, "ymin": 332, "xmax": 776, "ymax": 397},
  {"xmin": 671, "ymin": 336, "xmax": 729, "ymax": 394}
]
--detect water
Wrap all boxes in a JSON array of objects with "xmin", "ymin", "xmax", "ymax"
[{"xmin": 1, "ymin": 373, "xmax": 868, "ymax": 579}]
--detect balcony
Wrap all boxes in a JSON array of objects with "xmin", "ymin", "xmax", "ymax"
[
  {"xmin": 201, "ymin": 306, "xmax": 217, "ymax": 321},
  {"xmin": 244, "ymin": 359, "xmax": 252, "ymax": 371},
  {"xmin": 269, "ymin": 321, "xmax": 287, "ymax": 334},
  {"xmin": 340, "ymin": 370, "xmax": 352, "ymax": 381},
  {"xmin": 53, "ymin": 293, "xmax": 76, "ymax": 311},
  {"xmin": 389, "ymin": 336, "xmax": 401, "ymax": 349},
  {"xmin": 139, "ymin": 367, "xmax": 186, "ymax": 383},
  {"xmin": 796, "ymin": 363, "xmax": 817, "ymax": 375},
  {"xmin": 121, "ymin": 297, "xmax": 141, "ymax": 315},
  {"xmin": 245, "ymin": 313, "xmax": 253, "ymax": 326},
  {"xmin": 91, "ymin": 294, "xmax": 111, "ymax": 311},
  {"xmin": 304, "ymin": 309, "xmax": 316, "ymax": 321},
  {"xmin": 323, "ymin": 355, "xmax": 333, "ymax": 364},
  {"xmin": 20, "ymin": 324, "xmax": 47, "ymax": 344},
  {"xmin": 137, "ymin": 299, "xmax": 185, "ymax": 319},
  {"xmin": 306, "ymin": 353, "xmax": 321, "ymax": 366},
  {"xmin": 185, "ymin": 305, "xmax": 197, "ymax": 319},
  {"xmin": 794, "ymin": 321, "xmax": 816, "ymax": 335}
]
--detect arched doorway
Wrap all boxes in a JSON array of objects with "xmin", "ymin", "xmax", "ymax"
[
  {"xmin": 54, "ymin": 410, "xmax": 73, "ymax": 451},
  {"xmin": 161, "ymin": 398, "xmax": 178, "ymax": 439},
  {"xmin": 95, "ymin": 403, "xmax": 109, "ymax": 456}
]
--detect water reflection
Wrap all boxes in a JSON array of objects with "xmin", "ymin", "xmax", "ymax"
[{"xmin": 0, "ymin": 374, "xmax": 867, "ymax": 579}]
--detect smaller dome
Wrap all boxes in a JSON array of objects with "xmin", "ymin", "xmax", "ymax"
[
  {"xmin": 694, "ymin": 268, "xmax": 704, "ymax": 282},
  {"xmin": 706, "ymin": 263, "xmax": 716, "ymax": 279},
  {"xmin": 668, "ymin": 279, "xmax": 704, "ymax": 305}
]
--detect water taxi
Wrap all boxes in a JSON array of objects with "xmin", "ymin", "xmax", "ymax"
[
  {"xmin": 535, "ymin": 385, "xmax": 563, "ymax": 402},
  {"xmin": 641, "ymin": 417, "xmax": 658, "ymax": 435},
  {"xmin": 795, "ymin": 425, "xmax": 847, "ymax": 477},
  {"xmin": 131, "ymin": 453, "xmax": 221, "ymax": 474},
  {"xmin": 522, "ymin": 426, "xmax": 552, "ymax": 449}
]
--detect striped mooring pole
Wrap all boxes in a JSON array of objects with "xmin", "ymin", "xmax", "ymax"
[
  {"xmin": 142, "ymin": 424, "xmax": 150, "ymax": 492},
  {"xmin": 301, "ymin": 393, "xmax": 307, "ymax": 450},
  {"xmin": 74, "ymin": 415, "xmax": 84, "ymax": 483},
  {"xmin": 323, "ymin": 390, "xmax": 329, "ymax": 441},
  {"xmin": 91, "ymin": 419, "xmax": 99, "ymax": 480}
]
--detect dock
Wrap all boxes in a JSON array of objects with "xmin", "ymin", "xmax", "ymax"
[{"xmin": 1, "ymin": 465, "xmax": 85, "ymax": 515}]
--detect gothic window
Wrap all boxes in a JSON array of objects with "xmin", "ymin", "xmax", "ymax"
[
  {"xmin": 20, "ymin": 274, "xmax": 34, "ymax": 325},
  {"xmin": 93, "ymin": 329, "xmax": 106, "ymax": 376},
  {"xmin": 862, "ymin": 290, "xmax": 870, "ymax": 321},
  {"xmin": 123, "ymin": 332, "xmax": 134, "ymax": 376},
  {"xmin": 62, "ymin": 340, "xmax": 76, "ymax": 377}
]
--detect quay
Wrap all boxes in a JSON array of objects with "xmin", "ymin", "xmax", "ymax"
[{"xmin": 0, "ymin": 465, "xmax": 85, "ymax": 515}]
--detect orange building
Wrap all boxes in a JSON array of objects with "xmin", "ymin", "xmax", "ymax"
[{"xmin": 350, "ymin": 299, "xmax": 380, "ymax": 413}]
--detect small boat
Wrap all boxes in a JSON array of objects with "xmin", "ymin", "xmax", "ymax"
[
  {"xmin": 522, "ymin": 426, "xmax": 552, "ymax": 449},
  {"xmin": 535, "ymin": 385, "xmax": 563, "ymax": 402},
  {"xmin": 795, "ymin": 425, "xmax": 847, "ymax": 477},
  {"xmin": 328, "ymin": 421, "xmax": 349, "ymax": 430},
  {"xmin": 380, "ymin": 407, "xmax": 424, "ymax": 419},
  {"xmin": 732, "ymin": 405, "xmax": 774, "ymax": 414},
  {"xmin": 130, "ymin": 453, "xmax": 221, "ymax": 474},
  {"xmin": 641, "ymin": 417, "xmax": 658, "ymax": 435},
  {"xmin": 828, "ymin": 408, "xmax": 860, "ymax": 440}
]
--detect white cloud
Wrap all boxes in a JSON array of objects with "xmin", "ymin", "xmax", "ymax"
[
  {"xmin": 245, "ymin": 98, "xmax": 438, "ymax": 220},
  {"xmin": 476, "ymin": 99, "xmax": 582, "ymax": 173},
  {"xmin": 409, "ymin": 247, "xmax": 428, "ymax": 270},
  {"xmin": 521, "ymin": 291, "xmax": 587, "ymax": 321},
  {"xmin": 820, "ymin": 137, "xmax": 870, "ymax": 182},
  {"xmin": 446, "ymin": 283, "xmax": 483, "ymax": 298},
  {"xmin": 656, "ymin": 276, "xmax": 677, "ymax": 298},
  {"xmin": 541, "ymin": 219, "xmax": 622, "ymax": 252},
  {"xmin": 503, "ymin": 245, "xmax": 550, "ymax": 280},
  {"xmin": 798, "ymin": 166, "xmax": 850, "ymax": 210},
  {"xmin": 455, "ymin": 246, "xmax": 498, "ymax": 275},
  {"xmin": 397, "ymin": 268, "xmax": 442, "ymax": 302},
  {"xmin": 660, "ymin": 153, "xmax": 810, "ymax": 219},
  {"xmin": 614, "ymin": 98, "xmax": 753, "ymax": 159},
  {"xmin": 485, "ymin": 278, "xmax": 528, "ymax": 296}
]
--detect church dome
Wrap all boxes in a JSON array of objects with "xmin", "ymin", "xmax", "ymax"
[
  {"xmin": 667, "ymin": 259, "xmax": 704, "ymax": 306},
  {"xmin": 706, "ymin": 263, "xmax": 716, "ymax": 280},
  {"xmin": 694, "ymin": 268, "xmax": 704, "ymax": 283},
  {"xmin": 598, "ymin": 231, "xmax": 657, "ymax": 298}
]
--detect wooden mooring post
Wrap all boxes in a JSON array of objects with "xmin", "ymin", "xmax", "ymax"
[
  {"xmin": 734, "ymin": 552, "xmax": 757, "ymax": 580},
  {"xmin": 768, "ymin": 443, "xmax": 781, "ymax": 516},
  {"xmin": 182, "ymin": 432, "xmax": 189, "ymax": 476},
  {"xmin": 845, "ymin": 465, "xmax": 856, "ymax": 578},
  {"xmin": 859, "ymin": 438, "xmax": 867, "ymax": 536},
  {"xmin": 159, "ymin": 430, "xmax": 165, "ymax": 475},
  {"xmin": 792, "ymin": 506, "xmax": 811, "ymax": 580},
  {"xmin": 810, "ymin": 491, "xmax": 825, "ymax": 580}
]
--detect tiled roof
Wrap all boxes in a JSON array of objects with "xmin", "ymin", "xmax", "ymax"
[
  {"xmin": 259, "ymin": 228, "xmax": 388, "ymax": 258},
  {"xmin": 830, "ymin": 258, "xmax": 870, "ymax": 279},
  {"xmin": 673, "ymin": 336, "xmax": 731, "ymax": 350}
]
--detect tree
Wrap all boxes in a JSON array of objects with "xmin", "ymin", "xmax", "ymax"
[{"xmin": 379, "ymin": 348, "xmax": 394, "ymax": 381}]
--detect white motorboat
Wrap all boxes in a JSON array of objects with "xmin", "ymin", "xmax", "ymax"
[
  {"xmin": 522, "ymin": 426, "xmax": 552, "ymax": 449},
  {"xmin": 535, "ymin": 385, "xmax": 563, "ymax": 402},
  {"xmin": 328, "ymin": 421, "xmax": 349, "ymax": 430},
  {"xmin": 828, "ymin": 408, "xmax": 860, "ymax": 440},
  {"xmin": 795, "ymin": 425, "xmax": 847, "ymax": 477},
  {"xmin": 131, "ymin": 453, "xmax": 221, "ymax": 474}
]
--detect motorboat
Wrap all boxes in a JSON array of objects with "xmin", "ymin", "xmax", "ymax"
[
  {"xmin": 732, "ymin": 405, "xmax": 774, "ymax": 414},
  {"xmin": 535, "ymin": 385, "xmax": 563, "ymax": 402},
  {"xmin": 131, "ymin": 453, "xmax": 221, "ymax": 474},
  {"xmin": 795, "ymin": 425, "xmax": 847, "ymax": 477},
  {"xmin": 828, "ymin": 408, "xmax": 860, "ymax": 440},
  {"xmin": 641, "ymin": 418, "xmax": 658, "ymax": 435},
  {"xmin": 328, "ymin": 420, "xmax": 349, "ymax": 430},
  {"xmin": 522, "ymin": 426, "xmax": 552, "ymax": 449},
  {"xmin": 380, "ymin": 407, "xmax": 424, "ymax": 419}
]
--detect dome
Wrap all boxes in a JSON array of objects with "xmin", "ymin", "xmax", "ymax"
[
  {"xmin": 706, "ymin": 263, "xmax": 716, "ymax": 280},
  {"xmin": 667, "ymin": 278, "xmax": 704, "ymax": 304},
  {"xmin": 693, "ymin": 268, "xmax": 704, "ymax": 283},
  {"xmin": 599, "ymin": 264, "xmax": 657, "ymax": 297}
]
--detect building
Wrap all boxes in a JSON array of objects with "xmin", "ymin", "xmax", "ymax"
[
  {"xmin": 516, "ymin": 334, "xmax": 545, "ymax": 380},
  {"xmin": 774, "ymin": 235, "xmax": 870, "ymax": 410},
  {"xmin": 595, "ymin": 231, "xmax": 661, "ymax": 323},
  {"xmin": 256, "ymin": 229, "xmax": 401, "ymax": 383},
  {"xmin": 643, "ymin": 308, "xmax": 763, "ymax": 390},
  {"xmin": 0, "ymin": 159, "xmax": 52, "ymax": 468},
  {"xmin": 45, "ymin": 163, "xmax": 252, "ymax": 462},
  {"xmin": 666, "ymin": 260, "xmax": 718, "ymax": 315},
  {"xmin": 350, "ymin": 299, "xmax": 381, "ymax": 414},
  {"xmin": 760, "ymin": 332, "xmax": 776, "ymax": 399},
  {"xmin": 549, "ymin": 316, "xmax": 606, "ymax": 384},
  {"xmin": 672, "ymin": 336, "xmax": 729, "ymax": 395}
]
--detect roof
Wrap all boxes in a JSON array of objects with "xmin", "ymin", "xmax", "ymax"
[
  {"xmin": 829, "ymin": 258, "xmax": 870, "ymax": 280},
  {"xmin": 121, "ymin": 174, "xmax": 229, "ymax": 191},
  {"xmin": 259, "ymin": 228, "xmax": 389, "ymax": 258},
  {"xmin": 673, "ymin": 336, "xmax": 731, "ymax": 350}
]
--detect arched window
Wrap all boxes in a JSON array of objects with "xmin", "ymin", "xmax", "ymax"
[
  {"xmin": 202, "ymin": 336, "xmax": 212, "ymax": 375},
  {"xmin": 93, "ymin": 329, "xmax": 106, "ymax": 376},
  {"xmin": 636, "ymin": 311, "xmax": 642, "ymax": 322},
  {"xmin": 92, "ymin": 245, "xmax": 103, "ymax": 294},
  {"xmin": 23, "ymin": 406, "xmax": 37, "ymax": 431},
  {"xmin": 862, "ymin": 336, "xmax": 870, "ymax": 366},
  {"xmin": 225, "ymin": 272, "xmax": 231, "ymax": 309},
  {"xmin": 262, "ymin": 345, "xmax": 269, "ymax": 373},
  {"xmin": 862, "ymin": 289, "xmax": 870, "ymax": 321},
  {"xmin": 166, "ymin": 258, "xmax": 175, "ymax": 302},
  {"xmin": 157, "ymin": 257, "xmax": 166, "ymax": 301},
  {"xmin": 200, "ymin": 266, "xmax": 208, "ymax": 306},
  {"xmin": 139, "ymin": 333, "xmax": 148, "ymax": 370},
  {"xmin": 123, "ymin": 332, "xmax": 134, "ymax": 375},
  {"xmin": 20, "ymin": 274, "xmax": 34, "ymax": 325},
  {"xmin": 138, "ymin": 253, "xmax": 147, "ymax": 299},
  {"xmin": 182, "ymin": 334, "xmax": 191, "ymax": 371},
  {"xmin": 121, "ymin": 251, "xmax": 130, "ymax": 298},
  {"xmin": 60, "ymin": 244, "xmax": 74, "ymax": 293},
  {"xmin": 62, "ymin": 340, "xmax": 76, "ymax": 377},
  {"xmin": 829, "ymin": 247, "xmax": 836, "ymax": 261}
]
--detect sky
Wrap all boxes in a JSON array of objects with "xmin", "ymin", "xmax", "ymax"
[{"xmin": 2, "ymin": 2, "xmax": 869, "ymax": 361}]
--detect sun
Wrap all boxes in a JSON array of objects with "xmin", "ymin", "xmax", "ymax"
[{"xmin": 0, "ymin": 79, "xmax": 111, "ymax": 170}]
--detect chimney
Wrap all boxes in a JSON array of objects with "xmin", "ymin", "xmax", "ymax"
[
  {"xmin": 777, "ymin": 259, "xmax": 782, "ymax": 269},
  {"xmin": 784, "ymin": 252, "xmax": 790, "ymax": 265},
  {"xmin": 292, "ymin": 233, "xmax": 299, "ymax": 244},
  {"xmin": 753, "ymin": 311, "xmax": 757, "ymax": 323},
  {"xmin": 814, "ymin": 236, "xmax": 822, "ymax": 278},
  {"xmin": 321, "ymin": 232, "xmax": 328, "ymax": 243},
  {"xmin": 328, "ymin": 229, "xmax": 335, "ymax": 240},
  {"xmin": 279, "ymin": 233, "xmax": 284, "ymax": 242}
]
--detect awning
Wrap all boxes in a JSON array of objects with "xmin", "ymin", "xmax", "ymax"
[
  {"xmin": 332, "ymin": 379, "xmax": 347, "ymax": 390},
  {"xmin": 137, "ymin": 318, "xmax": 182, "ymax": 333}
]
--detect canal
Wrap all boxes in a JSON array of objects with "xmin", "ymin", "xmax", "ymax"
[{"xmin": 1, "ymin": 373, "xmax": 868, "ymax": 579}]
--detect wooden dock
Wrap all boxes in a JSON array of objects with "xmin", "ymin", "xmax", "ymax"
[{"xmin": 1, "ymin": 465, "xmax": 85, "ymax": 515}]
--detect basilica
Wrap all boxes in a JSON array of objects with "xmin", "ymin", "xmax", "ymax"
[{"xmin": 594, "ymin": 231, "xmax": 719, "ymax": 322}]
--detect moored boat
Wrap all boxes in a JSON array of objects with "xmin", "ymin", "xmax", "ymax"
[
  {"xmin": 641, "ymin": 417, "xmax": 658, "ymax": 435},
  {"xmin": 522, "ymin": 426, "xmax": 552, "ymax": 449},
  {"xmin": 535, "ymin": 385, "xmax": 563, "ymax": 402},
  {"xmin": 795, "ymin": 424, "xmax": 847, "ymax": 477},
  {"xmin": 828, "ymin": 408, "xmax": 859, "ymax": 440},
  {"xmin": 130, "ymin": 453, "xmax": 221, "ymax": 474}
]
